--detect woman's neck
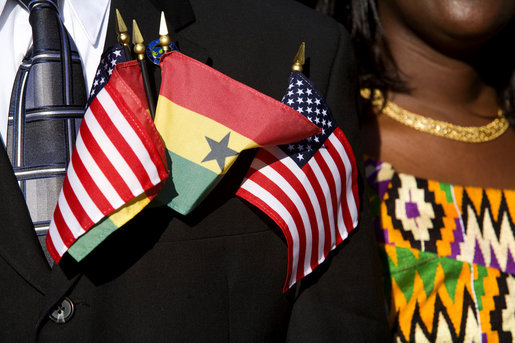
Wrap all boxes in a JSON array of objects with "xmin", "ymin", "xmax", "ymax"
[{"xmin": 380, "ymin": 4, "xmax": 501, "ymax": 125}]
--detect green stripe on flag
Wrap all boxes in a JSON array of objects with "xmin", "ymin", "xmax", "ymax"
[
  {"xmin": 68, "ymin": 216, "xmax": 118, "ymax": 261},
  {"xmin": 154, "ymin": 149, "xmax": 221, "ymax": 214},
  {"xmin": 68, "ymin": 192, "xmax": 152, "ymax": 262}
]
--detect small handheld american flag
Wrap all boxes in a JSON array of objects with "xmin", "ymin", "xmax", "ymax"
[
  {"xmin": 237, "ymin": 70, "xmax": 359, "ymax": 291},
  {"xmin": 46, "ymin": 45, "xmax": 169, "ymax": 263}
]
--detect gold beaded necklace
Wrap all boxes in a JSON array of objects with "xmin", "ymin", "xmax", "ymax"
[{"xmin": 360, "ymin": 89, "xmax": 510, "ymax": 143}]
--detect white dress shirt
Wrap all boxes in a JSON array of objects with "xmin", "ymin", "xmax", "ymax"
[{"xmin": 0, "ymin": 0, "xmax": 111, "ymax": 144}]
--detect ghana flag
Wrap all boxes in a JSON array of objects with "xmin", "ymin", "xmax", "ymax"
[{"xmin": 154, "ymin": 52, "xmax": 320, "ymax": 215}]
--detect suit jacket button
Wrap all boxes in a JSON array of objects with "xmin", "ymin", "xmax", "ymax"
[{"xmin": 49, "ymin": 297, "xmax": 75, "ymax": 324}]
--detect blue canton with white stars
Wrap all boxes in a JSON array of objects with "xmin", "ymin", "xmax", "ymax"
[
  {"xmin": 87, "ymin": 44, "xmax": 127, "ymax": 105},
  {"xmin": 280, "ymin": 71, "xmax": 335, "ymax": 168}
]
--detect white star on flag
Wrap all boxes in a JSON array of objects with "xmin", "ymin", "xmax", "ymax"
[{"xmin": 237, "ymin": 70, "xmax": 359, "ymax": 291}]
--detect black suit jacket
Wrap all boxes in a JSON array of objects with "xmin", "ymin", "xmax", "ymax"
[{"xmin": 0, "ymin": 0, "xmax": 389, "ymax": 341}]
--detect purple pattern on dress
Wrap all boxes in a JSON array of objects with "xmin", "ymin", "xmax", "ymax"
[
  {"xmin": 405, "ymin": 202, "xmax": 420, "ymax": 219},
  {"xmin": 365, "ymin": 159, "xmax": 392, "ymax": 199},
  {"xmin": 489, "ymin": 245, "xmax": 501, "ymax": 270},
  {"xmin": 376, "ymin": 180, "xmax": 391, "ymax": 200},
  {"xmin": 366, "ymin": 159, "xmax": 392, "ymax": 244},
  {"xmin": 473, "ymin": 239, "xmax": 486, "ymax": 266},
  {"xmin": 405, "ymin": 190, "xmax": 420, "ymax": 228},
  {"xmin": 374, "ymin": 219, "xmax": 388, "ymax": 244},
  {"xmin": 383, "ymin": 226, "xmax": 389, "ymax": 243},
  {"xmin": 450, "ymin": 218, "xmax": 465, "ymax": 259},
  {"xmin": 505, "ymin": 250, "xmax": 515, "ymax": 274}
]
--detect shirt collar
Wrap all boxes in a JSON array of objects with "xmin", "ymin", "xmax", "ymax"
[
  {"xmin": 0, "ymin": 0, "xmax": 7, "ymax": 15},
  {"xmin": 66, "ymin": 0, "xmax": 110, "ymax": 45},
  {"xmin": 2, "ymin": 0, "xmax": 110, "ymax": 45}
]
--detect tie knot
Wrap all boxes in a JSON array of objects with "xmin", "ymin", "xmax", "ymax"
[
  {"xmin": 29, "ymin": 0, "xmax": 58, "ymax": 11},
  {"xmin": 18, "ymin": 0, "xmax": 58, "ymax": 12}
]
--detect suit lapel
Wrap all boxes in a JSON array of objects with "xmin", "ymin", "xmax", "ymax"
[
  {"xmin": 37, "ymin": 0, "xmax": 209, "ymax": 326},
  {"xmin": 0, "ymin": 144, "xmax": 49, "ymax": 294}
]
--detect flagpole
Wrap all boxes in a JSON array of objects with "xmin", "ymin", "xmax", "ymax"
[
  {"xmin": 291, "ymin": 41, "xmax": 305, "ymax": 293},
  {"xmin": 115, "ymin": 9, "xmax": 133, "ymax": 60},
  {"xmin": 133, "ymin": 20, "xmax": 156, "ymax": 119},
  {"xmin": 159, "ymin": 11, "xmax": 171, "ymax": 54},
  {"xmin": 292, "ymin": 42, "xmax": 305, "ymax": 72}
]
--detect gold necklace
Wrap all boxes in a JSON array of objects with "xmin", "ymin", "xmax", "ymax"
[{"xmin": 360, "ymin": 89, "xmax": 510, "ymax": 143}]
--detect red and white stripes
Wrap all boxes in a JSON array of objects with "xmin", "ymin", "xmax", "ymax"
[
  {"xmin": 47, "ymin": 82, "xmax": 168, "ymax": 262},
  {"xmin": 237, "ymin": 128, "xmax": 359, "ymax": 291}
]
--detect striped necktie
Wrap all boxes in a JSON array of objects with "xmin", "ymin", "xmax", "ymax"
[{"xmin": 7, "ymin": 0, "xmax": 86, "ymax": 264}]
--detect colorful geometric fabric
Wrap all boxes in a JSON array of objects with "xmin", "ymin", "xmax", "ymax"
[{"xmin": 365, "ymin": 157, "xmax": 515, "ymax": 342}]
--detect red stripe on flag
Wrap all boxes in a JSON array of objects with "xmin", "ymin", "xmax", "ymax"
[
  {"xmin": 236, "ymin": 186, "xmax": 295, "ymax": 292},
  {"xmin": 159, "ymin": 52, "xmax": 320, "ymax": 146},
  {"xmin": 80, "ymin": 122, "xmax": 134, "ymax": 202},
  {"xmin": 312, "ymin": 152, "xmax": 339, "ymax": 246},
  {"xmin": 257, "ymin": 149, "xmax": 321, "ymax": 274},
  {"xmin": 71, "ymin": 151, "xmax": 113, "ymax": 215},
  {"xmin": 302, "ymin": 162, "xmax": 333, "ymax": 260},
  {"xmin": 324, "ymin": 136, "xmax": 352, "ymax": 243},
  {"xmin": 246, "ymin": 160, "xmax": 308, "ymax": 282},
  {"xmin": 105, "ymin": 82, "xmax": 168, "ymax": 181},
  {"xmin": 238, "ymin": 136, "xmax": 357, "ymax": 291},
  {"xmin": 61, "ymin": 177, "xmax": 94, "ymax": 229},
  {"xmin": 45, "ymin": 234, "xmax": 61, "ymax": 263},
  {"xmin": 335, "ymin": 128, "xmax": 360, "ymax": 214},
  {"xmin": 52, "ymin": 203, "xmax": 75, "ymax": 247},
  {"xmin": 89, "ymin": 97, "xmax": 153, "ymax": 188}
]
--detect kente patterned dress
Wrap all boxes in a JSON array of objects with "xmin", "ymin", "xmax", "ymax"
[{"xmin": 365, "ymin": 157, "xmax": 515, "ymax": 342}]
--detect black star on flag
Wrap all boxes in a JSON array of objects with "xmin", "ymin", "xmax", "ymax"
[{"xmin": 201, "ymin": 132, "xmax": 238, "ymax": 172}]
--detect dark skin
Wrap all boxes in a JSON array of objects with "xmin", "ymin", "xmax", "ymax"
[{"xmin": 361, "ymin": 0, "xmax": 515, "ymax": 189}]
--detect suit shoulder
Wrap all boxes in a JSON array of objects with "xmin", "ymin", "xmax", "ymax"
[
  {"xmin": 184, "ymin": 0, "xmax": 354, "ymax": 98},
  {"xmin": 189, "ymin": 0, "xmax": 349, "ymax": 43}
]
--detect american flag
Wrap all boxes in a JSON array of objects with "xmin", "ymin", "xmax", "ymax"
[
  {"xmin": 88, "ymin": 45, "xmax": 127, "ymax": 104},
  {"xmin": 237, "ymin": 71, "xmax": 359, "ymax": 291},
  {"xmin": 46, "ymin": 48, "xmax": 168, "ymax": 262}
]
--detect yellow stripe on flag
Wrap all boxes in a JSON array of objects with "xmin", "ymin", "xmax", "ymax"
[
  {"xmin": 109, "ymin": 192, "xmax": 151, "ymax": 227},
  {"xmin": 67, "ymin": 192, "xmax": 151, "ymax": 262},
  {"xmin": 155, "ymin": 96, "xmax": 258, "ymax": 174}
]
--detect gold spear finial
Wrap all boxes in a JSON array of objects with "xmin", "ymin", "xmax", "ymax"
[
  {"xmin": 132, "ymin": 19, "xmax": 145, "ymax": 61},
  {"xmin": 292, "ymin": 42, "xmax": 305, "ymax": 72},
  {"xmin": 115, "ymin": 9, "xmax": 130, "ymax": 46},
  {"xmin": 159, "ymin": 11, "xmax": 171, "ymax": 53},
  {"xmin": 116, "ymin": 9, "xmax": 133, "ymax": 59}
]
